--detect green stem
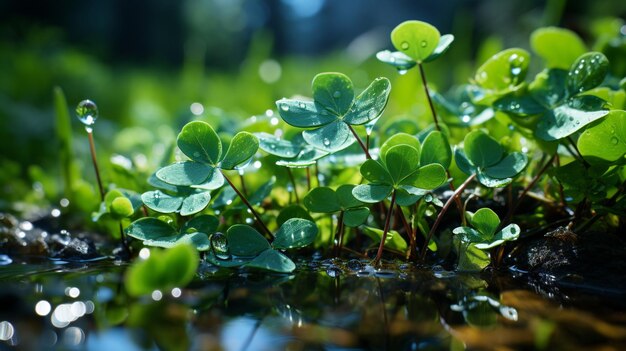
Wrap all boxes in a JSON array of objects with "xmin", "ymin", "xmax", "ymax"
[
  {"xmin": 374, "ymin": 189, "xmax": 397, "ymax": 264},
  {"xmin": 118, "ymin": 222, "xmax": 130, "ymax": 255},
  {"xmin": 221, "ymin": 170, "xmax": 273, "ymax": 239},
  {"xmin": 566, "ymin": 137, "xmax": 590, "ymax": 168},
  {"xmin": 334, "ymin": 210, "xmax": 345, "ymax": 257},
  {"xmin": 347, "ymin": 125, "xmax": 372, "ymax": 160},
  {"xmin": 87, "ymin": 130, "xmax": 105, "ymax": 201},
  {"xmin": 420, "ymin": 174, "xmax": 476, "ymax": 261},
  {"xmin": 306, "ymin": 167, "xmax": 311, "ymax": 191},
  {"xmin": 576, "ymin": 180, "xmax": 626, "ymax": 232},
  {"xmin": 239, "ymin": 173, "xmax": 248, "ymax": 197},
  {"xmin": 286, "ymin": 168, "xmax": 300, "ymax": 204},
  {"xmin": 418, "ymin": 63, "xmax": 440, "ymax": 132}
]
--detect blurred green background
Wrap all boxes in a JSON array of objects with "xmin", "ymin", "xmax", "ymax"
[{"xmin": 0, "ymin": 0, "xmax": 624, "ymax": 211}]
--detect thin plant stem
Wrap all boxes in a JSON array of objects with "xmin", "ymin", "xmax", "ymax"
[
  {"xmin": 420, "ymin": 174, "xmax": 476, "ymax": 261},
  {"xmin": 495, "ymin": 153, "xmax": 556, "ymax": 266},
  {"xmin": 87, "ymin": 130, "xmax": 105, "ymax": 201},
  {"xmin": 502, "ymin": 153, "xmax": 556, "ymax": 226},
  {"xmin": 565, "ymin": 137, "xmax": 590, "ymax": 168},
  {"xmin": 239, "ymin": 173, "xmax": 248, "ymax": 197},
  {"xmin": 118, "ymin": 222, "xmax": 130, "ymax": 255},
  {"xmin": 306, "ymin": 167, "xmax": 311, "ymax": 191},
  {"xmin": 576, "ymin": 180, "xmax": 626, "ymax": 232},
  {"xmin": 555, "ymin": 154, "xmax": 568, "ymax": 210},
  {"xmin": 347, "ymin": 125, "xmax": 372, "ymax": 159},
  {"xmin": 315, "ymin": 163, "xmax": 321, "ymax": 187},
  {"xmin": 374, "ymin": 189, "xmax": 397, "ymax": 264},
  {"xmin": 334, "ymin": 210, "xmax": 345, "ymax": 257},
  {"xmin": 221, "ymin": 170, "xmax": 273, "ymax": 239},
  {"xmin": 418, "ymin": 62, "xmax": 465, "ymax": 223},
  {"xmin": 418, "ymin": 63, "xmax": 440, "ymax": 131},
  {"xmin": 286, "ymin": 168, "xmax": 300, "ymax": 203}
]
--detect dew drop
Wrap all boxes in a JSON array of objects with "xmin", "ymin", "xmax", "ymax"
[
  {"xmin": 397, "ymin": 69, "xmax": 408, "ymax": 75},
  {"xmin": 611, "ymin": 136, "xmax": 619, "ymax": 145},
  {"xmin": 210, "ymin": 232, "xmax": 231, "ymax": 260},
  {"xmin": 280, "ymin": 104, "xmax": 289, "ymax": 111},
  {"xmin": 323, "ymin": 138, "xmax": 331, "ymax": 147},
  {"xmin": 401, "ymin": 41, "xmax": 409, "ymax": 50},
  {"xmin": 76, "ymin": 100, "xmax": 98, "ymax": 126},
  {"xmin": 333, "ymin": 91, "xmax": 342, "ymax": 98},
  {"xmin": 298, "ymin": 102, "xmax": 306, "ymax": 108},
  {"xmin": 420, "ymin": 40, "xmax": 427, "ymax": 48}
]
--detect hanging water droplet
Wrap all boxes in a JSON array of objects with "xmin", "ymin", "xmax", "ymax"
[
  {"xmin": 420, "ymin": 40, "xmax": 428, "ymax": 48},
  {"xmin": 611, "ymin": 136, "xmax": 619, "ymax": 145},
  {"xmin": 245, "ymin": 218, "xmax": 253, "ymax": 224},
  {"xmin": 76, "ymin": 100, "xmax": 98, "ymax": 126},
  {"xmin": 401, "ymin": 41, "xmax": 409, "ymax": 50},
  {"xmin": 461, "ymin": 115, "xmax": 471, "ymax": 123},
  {"xmin": 323, "ymin": 138, "xmax": 331, "ymax": 147},
  {"xmin": 397, "ymin": 69, "xmax": 408, "ymax": 75},
  {"xmin": 280, "ymin": 104, "xmax": 289, "ymax": 111},
  {"xmin": 210, "ymin": 232, "xmax": 231, "ymax": 260},
  {"xmin": 424, "ymin": 193, "xmax": 433, "ymax": 202},
  {"xmin": 333, "ymin": 91, "xmax": 342, "ymax": 98},
  {"xmin": 153, "ymin": 192, "xmax": 160, "ymax": 199}
]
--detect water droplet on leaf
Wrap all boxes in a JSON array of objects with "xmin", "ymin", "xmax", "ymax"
[
  {"xmin": 397, "ymin": 69, "xmax": 407, "ymax": 75},
  {"xmin": 333, "ymin": 91, "xmax": 342, "ymax": 98},
  {"xmin": 611, "ymin": 137, "xmax": 619, "ymax": 145},
  {"xmin": 76, "ymin": 100, "xmax": 98, "ymax": 126},
  {"xmin": 323, "ymin": 138, "xmax": 331, "ymax": 147},
  {"xmin": 420, "ymin": 40, "xmax": 427, "ymax": 48},
  {"xmin": 210, "ymin": 232, "xmax": 231, "ymax": 260},
  {"xmin": 280, "ymin": 104, "xmax": 289, "ymax": 111},
  {"xmin": 401, "ymin": 41, "xmax": 409, "ymax": 50}
]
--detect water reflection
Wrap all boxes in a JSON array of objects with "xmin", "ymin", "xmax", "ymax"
[{"xmin": 0, "ymin": 260, "xmax": 625, "ymax": 350}]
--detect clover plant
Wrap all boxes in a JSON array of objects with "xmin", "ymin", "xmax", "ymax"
[
  {"xmin": 495, "ymin": 52, "xmax": 610, "ymax": 141},
  {"xmin": 455, "ymin": 130, "xmax": 528, "ymax": 188},
  {"xmin": 352, "ymin": 133, "xmax": 447, "ymax": 262},
  {"xmin": 206, "ymin": 218, "xmax": 318, "ymax": 273},
  {"xmin": 275, "ymin": 73, "xmax": 390, "ymax": 157},
  {"xmin": 453, "ymin": 208, "xmax": 520, "ymax": 271},
  {"xmin": 152, "ymin": 121, "xmax": 270, "ymax": 234},
  {"xmin": 125, "ymin": 215, "xmax": 217, "ymax": 250},
  {"xmin": 377, "ymin": 20, "xmax": 454, "ymax": 131},
  {"xmin": 141, "ymin": 174, "xmax": 212, "ymax": 216}
]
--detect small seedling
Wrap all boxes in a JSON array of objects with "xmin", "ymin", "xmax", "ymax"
[{"xmin": 453, "ymin": 208, "xmax": 520, "ymax": 271}]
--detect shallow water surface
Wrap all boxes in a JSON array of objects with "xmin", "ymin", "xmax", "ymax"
[{"xmin": 0, "ymin": 258, "xmax": 625, "ymax": 350}]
